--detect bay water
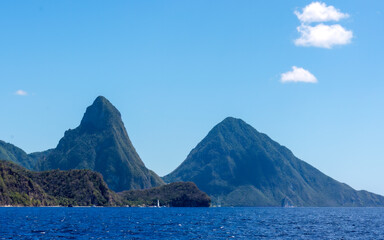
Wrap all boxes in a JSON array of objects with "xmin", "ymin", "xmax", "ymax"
[{"xmin": 1, "ymin": 207, "xmax": 384, "ymax": 239}]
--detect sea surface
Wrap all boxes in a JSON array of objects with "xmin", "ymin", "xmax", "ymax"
[{"xmin": 1, "ymin": 207, "xmax": 384, "ymax": 239}]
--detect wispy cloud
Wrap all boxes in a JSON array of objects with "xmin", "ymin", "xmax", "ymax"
[
  {"xmin": 295, "ymin": 23, "xmax": 353, "ymax": 48},
  {"xmin": 295, "ymin": 2, "xmax": 349, "ymax": 23},
  {"xmin": 15, "ymin": 90, "xmax": 28, "ymax": 96},
  {"xmin": 281, "ymin": 66, "xmax": 317, "ymax": 83},
  {"xmin": 294, "ymin": 2, "xmax": 352, "ymax": 49}
]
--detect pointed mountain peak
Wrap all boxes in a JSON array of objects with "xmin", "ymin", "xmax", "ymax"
[
  {"xmin": 41, "ymin": 95, "xmax": 164, "ymax": 191},
  {"xmin": 94, "ymin": 95, "xmax": 111, "ymax": 105},
  {"xmin": 91, "ymin": 96, "xmax": 116, "ymax": 111},
  {"xmin": 80, "ymin": 96, "xmax": 122, "ymax": 132}
]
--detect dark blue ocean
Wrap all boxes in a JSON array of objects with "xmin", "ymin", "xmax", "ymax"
[{"xmin": 1, "ymin": 207, "xmax": 384, "ymax": 239}]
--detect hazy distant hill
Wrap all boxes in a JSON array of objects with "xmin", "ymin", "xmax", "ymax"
[
  {"xmin": 164, "ymin": 117, "xmax": 384, "ymax": 207},
  {"xmin": 0, "ymin": 140, "xmax": 36, "ymax": 170},
  {"xmin": 39, "ymin": 96, "xmax": 164, "ymax": 192},
  {"xmin": 0, "ymin": 141, "xmax": 53, "ymax": 171},
  {"xmin": 29, "ymin": 149, "xmax": 53, "ymax": 169}
]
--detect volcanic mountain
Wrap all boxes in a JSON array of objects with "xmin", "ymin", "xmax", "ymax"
[
  {"xmin": 164, "ymin": 117, "xmax": 384, "ymax": 207},
  {"xmin": 39, "ymin": 96, "xmax": 164, "ymax": 192}
]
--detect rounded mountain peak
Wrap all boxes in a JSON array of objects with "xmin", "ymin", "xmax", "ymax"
[
  {"xmin": 212, "ymin": 117, "xmax": 253, "ymax": 135},
  {"xmin": 80, "ymin": 96, "xmax": 123, "ymax": 132},
  {"xmin": 220, "ymin": 117, "xmax": 246, "ymax": 126}
]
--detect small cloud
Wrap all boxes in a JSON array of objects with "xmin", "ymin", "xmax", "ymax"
[
  {"xmin": 295, "ymin": 2, "xmax": 349, "ymax": 23},
  {"xmin": 295, "ymin": 23, "xmax": 353, "ymax": 48},
  {"xmin": 15, "ymin": 90, "xmax": 28, "ymax": 96},
  {"xmin": 281, "ymin": 66, "xmax": 317, "ymax": 83}
]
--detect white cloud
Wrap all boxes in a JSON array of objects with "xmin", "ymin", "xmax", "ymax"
[
  {"xmin": 293, "ymin": 2, "xmax": 352, "ymax": 48},
  {"xmin": 15, "ymin": 90, "xmax": 28, "ymax": 96},
  {"xmin": 281, "ymin": 66, "xmax": 317, "ymax": 83},
  {"xmin": 295, "ymin": 23, "xmax": 353, "ymax": 48},
  {"xmin": 295, "ymin": 2, "xmax": 349, "ymax": 23}
]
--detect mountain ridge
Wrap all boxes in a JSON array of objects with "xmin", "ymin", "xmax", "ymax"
[{"xmin": 164, "ymin": 117, "xmax": 384, "ymax": 207}]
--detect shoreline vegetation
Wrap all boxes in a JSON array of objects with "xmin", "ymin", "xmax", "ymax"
[{"xmin": 0, "ymin": 160, "xmax": 211, "ymax": 207}]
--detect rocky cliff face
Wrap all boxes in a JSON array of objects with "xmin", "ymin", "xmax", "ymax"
[
  {"xmin": 39, "ymin": 96, "xmax": 164, "ymax": 192},
  {"xmin": 164, "ymin": 117, "xmax": 384, "ymax": 207}
]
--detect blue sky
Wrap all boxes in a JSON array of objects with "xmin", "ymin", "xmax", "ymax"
[{"xmin": 1, "ymin": 1, "xmax": 384, "ymax": 194}]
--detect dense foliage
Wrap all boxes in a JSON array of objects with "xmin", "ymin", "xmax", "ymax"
[
  {"xmin": 0, "ymin": 161, "xmax": 210, "ymax": 207},
  {"xmin": 0, "ymin": 160, "xmax": 121, "ymax": 206},
  {"xmin": 164, "ymin": 117, "xmax": 384, "ymax": 207},
  {"xmin": 119, "ymin": 182, "xmax": 211, "ymax": 207}
]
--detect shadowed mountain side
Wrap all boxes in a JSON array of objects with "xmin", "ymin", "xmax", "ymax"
[
  {"xmin": 29, "ymin": 149, "xmax": 53, "ymax": 170},
  {"xmin": 164, "ymin": 117, "xmax": 384, "ymax": 207},
  {"xmin": 39, "ymin": 96, "xmax": 164, "ymax": 192}
]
